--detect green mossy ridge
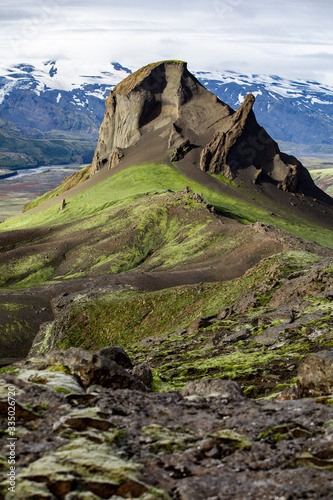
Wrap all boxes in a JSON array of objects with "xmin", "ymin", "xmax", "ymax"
[
  {"xmin": 23, "ymin": 164, "xmax": 92, "ymax": 212},
  {"xmin": 0, "ymin": 189, "xmax": 227, "ymax": 288},
  {"xmin": 0, "ymin": 303, "xmax": 29, "ymax": 311},
  {"xmin": 55, "ymin": 252, "xmax": 293, "ymax": 352},
  {"xmin": 0, "ymin": 252, "xmax": 57, "ymax": 289},
  {"xmin": 1, "ymin": 163, "xmax": 333, "ymax": 248},
  {"xmin": 153, "ymin": 348, "xmax": 305, "ymax": 386},
  {"xmin": 0, "ymin": 163, "xmax": 242, "ymax": 229},
  {"xmin": 54, "ymin": 191, "xmax": 221, "ymax": 278},
  {"xmin": 258, "ymin": 424, "xmax": 313, "ymax": 443}
]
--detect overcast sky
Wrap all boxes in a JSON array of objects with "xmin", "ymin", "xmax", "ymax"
[{"xmin": 1, "ymin": 0, "xmax": 333, "ymax": 85}]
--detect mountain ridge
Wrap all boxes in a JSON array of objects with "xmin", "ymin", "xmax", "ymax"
[{"xmin": 1, "ymin": 59, "xmax": 333, "ymax": 171}]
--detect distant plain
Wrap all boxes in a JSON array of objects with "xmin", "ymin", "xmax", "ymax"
[{"xmin": 0, "ymin": 165, "xmax": 83, "ymax": 222}]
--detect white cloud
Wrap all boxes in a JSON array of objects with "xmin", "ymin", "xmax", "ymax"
[{"xmin": 1, "ymin": 0, "xmax": 333, "ymax": 85}]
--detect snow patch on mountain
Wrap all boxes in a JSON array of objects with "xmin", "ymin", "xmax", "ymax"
[
  {"xmin": 0, "ymin": 80, "xmax": 17, "ymax": 105},
  {"xmin": 194, "ymin": 69, "xmax": 333, "ymax": 102},
  {"xmin": 0, "ymin": 60, "xmax": 130, "ymax": 100}
]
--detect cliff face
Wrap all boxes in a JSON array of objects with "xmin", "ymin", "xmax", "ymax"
[
  {"xmin": 91, "ymin": 60, "xmax": 328, "ymax": 199},
  {"xmin": 91, "ymin": 60, "xmax": 233, "ymax": 174},
  {"xmin": 199, "ymin": 93, "xmax": 315, "ymax": 193}
]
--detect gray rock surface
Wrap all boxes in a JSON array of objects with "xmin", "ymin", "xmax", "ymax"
[
  {"xmin": 1, "ymin": 360, "xmax": 333, "ymax": 499},
  {"xmin": 22, "ymin": 348, "xmax": 146, "ymax": 391},
  {"xmin": 95, "ymin": 346, "xmax": 133, "ymax": 369}
]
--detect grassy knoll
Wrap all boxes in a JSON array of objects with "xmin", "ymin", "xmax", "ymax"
[
  {"xmin": 41, "ymin": 251, "xmax": 318, "ymax": 352},
  {"xmin": 1, "ymin": 162, "xmax": 333, "ymax": 249}
]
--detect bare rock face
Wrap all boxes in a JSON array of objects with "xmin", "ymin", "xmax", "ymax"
[
  {"xmin": 91, "ymin": 60, "xmax": 233, "ymax": 174},
  {"xmin": 199, "ymin": 93, "xmax": 314, "ymax": 193}
]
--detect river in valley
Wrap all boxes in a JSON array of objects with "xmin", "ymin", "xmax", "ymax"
[{"xmin": 0, "ymin": 164, "xmax": 84, "ymax": 222}]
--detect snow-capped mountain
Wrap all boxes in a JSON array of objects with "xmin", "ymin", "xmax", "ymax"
[
  {"xmin": 1, "ymin": 59, "xmax": 333, "ymax": 170},
  {"xmin": 0, "ymin": 60, "xmax": 131, "ymax": 138},
  {"xmin": 0, "ymin": 60, "xmax": 131, "ymax": 100},
  {"xmin": 195, "ymin": 70, "xmax": 333, "ymax": 149}
]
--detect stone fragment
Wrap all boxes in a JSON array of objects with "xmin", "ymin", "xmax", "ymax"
[
  {"xmin": 257, "ymin": 307, "xmax": 294, "ymax": 326},
  {"xmin": 109, "ymin": 146, "xmax": 124, "ymax": 168},
  {"xmin": 298, "ymin": 350, "xmax": 333, "ymax": 396},
  {"xmin": 232, "ymin": 291, "xmax": 259, "ymax": 314},
  {"xmin": 254, "ymin": 323, "xmax": 290, "ymax": 346},
  {"xmin": 131, "ymin": 363, "xmax": 153, "ymax": 388},
  {"xmin": 16, "ymin": 368, "xmax": 85, "ymax": 395},
  {"xmin": 19, "ymin": 348, "xmax": 146, "ymax": 391},
  {"xmin": 181, "ymin": 378, "xmax": 244, "ymax": 400},
  {"xmin": 186, "ymin": 316, "xmax": 210, "ymax": 336},
  {"xmin": 223, "ymin": 328, "xmax": 250, "ymax": 342},
  {"xmin": 210, "ymin": 429, "xmax": 252, "ymax": 450},
  {"xmin": 169, "ymin": 140, "xmax": 191, "ymax": 162},
  {"xmin": 95, "ymin": 346, "xmax": 133, "ymax": 369},
  {"xmin": 217, "ymin": 307, "xmax": 231, "ymax": 320}
]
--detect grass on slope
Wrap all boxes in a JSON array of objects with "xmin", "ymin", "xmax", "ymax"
[
  {"xmin": 38, "ymin": 252, "xmax": 297, "ymax": 352},
  {"xmin": 1, "ymin": 162, "xmax": 333, "ymax": 248},
  {"xmin": 0, "ymin": 190, "xmax": 232, "ymax": 288},
  {"xmin": 23, "ymin": 165, "xmax": 92, "ymax": 212},
  {"xmin": 34, "ymin": 251, "xmax": 322, "ymax": 392},
  {"xmin": 30, "ymin": 250, "xmax": 330, "ymax": 398}
]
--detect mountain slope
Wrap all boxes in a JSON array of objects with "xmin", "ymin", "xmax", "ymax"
[{"xmin": 0, "ymin": 61, "xmax": 130, "ymax": 169}]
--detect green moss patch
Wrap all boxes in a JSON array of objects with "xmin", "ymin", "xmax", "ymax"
[
  {"xmin": 23, "ymin": 164, "xmax": 92, "ymax": 212},
  {"xmin": 53, "ymin": 253, "xmax": 296, "ymax": 351},
  {"xmin": 141, "ymin": 424, "xmax": 196, "ymax": 454},
  {"xmin": 2, "ymin": 162, "xmax": 333, "ymax": 248}
]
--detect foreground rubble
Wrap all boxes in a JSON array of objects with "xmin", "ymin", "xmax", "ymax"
[{"xmin": 0, "ymin": 346, "xmax": 332, "ymax": 499}]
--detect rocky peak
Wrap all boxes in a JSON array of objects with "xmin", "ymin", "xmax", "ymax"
[
  {"xmin": 91, "ymin": 60, "xmax": 232, "ymax": 174},
  {"xmin": 90, "ymin": 60, "xmax": 331, "ymax": 201}
]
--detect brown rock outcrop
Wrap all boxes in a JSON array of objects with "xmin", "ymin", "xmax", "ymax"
[
  {"xmin": 199, "ymin": 93, "xmax": 315, "ymax": 193},
  {"xmin": 298, "ymin": 350, "xmax": 333, "ymax": 396},
  {"xmin": 91, "ymin": 60, "xmax": 233, "ymax": 174}
]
